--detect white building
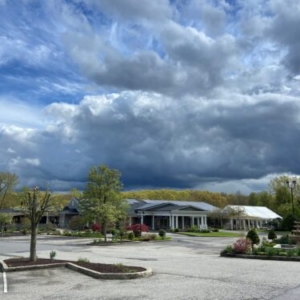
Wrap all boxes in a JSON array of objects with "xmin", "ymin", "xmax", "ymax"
[
  {"xmin": 221, "ymin": 205, "xmax": 282, "ymax": 230},
  {"xmin": 128, "ymin": 199, "xmax": 217, "ymax": 230}
]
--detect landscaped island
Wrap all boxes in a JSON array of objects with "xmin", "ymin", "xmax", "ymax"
[{"xmin": 221, "ymin": 228, "xmax": 300, "ymax": 261}]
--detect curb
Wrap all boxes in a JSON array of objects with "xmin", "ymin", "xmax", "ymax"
[
  {"xmin": 67, "ymin": 263, "xmax": 152, "ymax": 280},
  {"xmin": 220, "ymin": 253, "xmax": 300, "ymax": 261},
  {"xmin": 0, "ymin": 260, "xmax": 152, "ymax": 280}
]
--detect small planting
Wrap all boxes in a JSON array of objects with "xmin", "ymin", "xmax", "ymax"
[
  {"xmin": 220, "ymin": 245, "xmax": 234, "ymax": 255},
  {"xmin": 268, "ymin": 229, "xmax": 277, "ymax": 241},
  {"xmin": 77, "ymin": 257, "xmax": 90, "ymax": 263},
  {"xmin": 128, "ymin": 232, "xmax": 134, "ymax": 241},
  {"xmin": 246, "ymin": 229, "xmax": 260, "ymax": 250},
  {"xmin": 232, "ymin": 238, "xmax": 252, "ymax": 254},
  {"xmin": 265, "ymin": 247, "xmax": 278, "ymax": 257},
  {"xmin": 287, "ymin": 248, "xmax": 296, "ymax": 257},
  {"xmin": 49, "ymin": 250, "xmax": 56, "ymax": 261},
  {"xmin": 159, "ymin": 229, "xmax": 166, "ymax": 239}
]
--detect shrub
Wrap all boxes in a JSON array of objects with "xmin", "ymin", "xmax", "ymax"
[
  {"xmin": 262, "ymin": 241, "xmax": 276, "ymax": 248},
  {"xmin": 45, "ymin": 222, "xmax": 54, "ymax": 231},
  {"xmin": 68, "ymin": 216, "xmax": 86, "ymax": 231},
  {"xmin": 265, "ymin": 247, "xmax": 278, "ymax": 257},
  {"xmin": 77, "ymin": 257, "xmax": 90, "ymax": 263},
  {"xmin": 287, "ymin": 248, "xmax": 296, "ymax": 257},
  {"xmin": 174, "ymin": 228, "xmax": 180, "ymax": 233},
  {"xmin": 63, "ymin": 230, "xmax": 72, "ymax": 236},
  {"xmin": 187, "ymin": 225, "xmax": 199, "ymax": 232},
  {"xmin": 159, "ymin": 229, "xmax": 166, "ymax": 239},
  {"xmin": 295, "ymin": 247, "xmax": 300, "ymax": 256},
  {"xmin": 268, "ymin": 229, "xmax": 277, "ymax": 241},
  {"xmin": 128, "ymin": 232, "xmax": 134, "ymax": 241},
  {"xmin": 200, "ymin": 229, "xmax": 210, "ymax": 233},
  {"xmin": 232, "ymin": 238, "xmax": 252, "ymax": 254},
  {"xmin": 274, "ymin": 235, "xmax": 296, "ymax": 245},
  {"xmin": 133, "ymin": 230, "xmax": 141, "ymax": 238},
  {"xmin": 280, "ymin": 214, "xmax": 296, "ymax": 231},
  {"xmin": 49, "ymin": 250, "xmax": 56, "ymax": 260},
  {"xmin": 119, "ymin": 230, "xmax": 127, "ymax": 241},
  {"xmin": 127, "ymin": 224, "xmax": 149, "ymax": 232},
  {"xmin": 220, "ymin": 245, "xmax": 233, "ymax": 255},
  {"xmin": 246, "ymin": 229, "xmax": 260, "ymax": 249},
  {"xmin": 91, "ymin": 223, "xmax": 101, "ymax": 232}
]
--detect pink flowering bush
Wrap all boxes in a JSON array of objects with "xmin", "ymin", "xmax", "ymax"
[
  {"xmin": 91, "ymin": 223, "xmax": 101, "ymax": 232},
  {"xmin": 232, "ymin": 238, "xmax": 252, "ymax": 254},
  {"xmin": 126, "ymin": 224, "xmax": 149, "ymax": 232}
]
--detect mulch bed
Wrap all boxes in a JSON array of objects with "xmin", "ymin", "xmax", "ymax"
[{"xmin": 4, "ymin": 258, "xmax": 145, "ymax": 273}]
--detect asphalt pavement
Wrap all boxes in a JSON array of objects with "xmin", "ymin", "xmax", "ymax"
[{"xmin": 1, "ymin": 233, "xmax": 300, "ymax": 299}]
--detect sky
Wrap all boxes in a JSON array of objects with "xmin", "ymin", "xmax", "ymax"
[{"xmin": 1, "ymin": 0, "xmax": 300, "ymax": 194}]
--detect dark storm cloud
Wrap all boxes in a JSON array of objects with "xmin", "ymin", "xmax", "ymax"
[{"xmin": 39, "ymin": 91, "xmax": 300, "ymax": 190}]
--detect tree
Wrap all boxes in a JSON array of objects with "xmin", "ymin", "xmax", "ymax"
[
  {"xmin": 268, "ymin": 229, "xmax": 277, "ymax": 241},
  {"xmin": 80, "ymin": 165, "xmax": 128, "ymax": 242},
  {"xmin": 21, "ymin": 187, "xmax": 53, "ymax": 261},
  {"xmin": 246, "ymin": 229, "xmax": 260, "ymax": 250},
  {"xmin": 0, "ymin": 172, "xmax": 18, "ymax": 209},
  {"xmin": 69, "ymin": 188, "xmax": 83, "ymax": 199},
  {"xmin": 0, "ymin": 213, "xmax": 11, "ymax": 236}
]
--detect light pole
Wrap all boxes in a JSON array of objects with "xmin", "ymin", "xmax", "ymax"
[{"xmin": 286, "ymin": 180, "xmax": 296, "ymax": 216}]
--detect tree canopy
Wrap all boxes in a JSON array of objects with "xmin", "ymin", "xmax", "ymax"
[
  {"xmin": 0, "ymin": 172, "xmax": 18, "ymax": 209},
  {"xmin": 80, "ymin": 165, "xmax": 128, "ymax": 242}
]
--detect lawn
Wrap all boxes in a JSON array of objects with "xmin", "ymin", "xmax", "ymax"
[{"xmin": 178, "ymin": 231, "xmax": 243, "ymax": 238}]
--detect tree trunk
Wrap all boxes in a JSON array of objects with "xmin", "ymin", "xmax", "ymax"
[
  {"xmin": 103, "ymin": 221, "xmax": 107, "ymax": 243},
  {"xmin": 30, "ymin": 225, "xmax": 38, "ymax": 261}
]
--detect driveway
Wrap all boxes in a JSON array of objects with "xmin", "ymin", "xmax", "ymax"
[{"xmin": 1, "ymin": 233, "xmax": 300, "ymax": 299}]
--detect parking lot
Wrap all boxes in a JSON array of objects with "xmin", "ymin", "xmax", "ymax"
[{"xmin": 1, "ymin": 234, "xmax": 300, "ymax": 299}]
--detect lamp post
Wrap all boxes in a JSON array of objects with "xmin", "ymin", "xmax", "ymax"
[{"xmin": 286, "ymin": 180, "xmax": 296, "ymax": 216}]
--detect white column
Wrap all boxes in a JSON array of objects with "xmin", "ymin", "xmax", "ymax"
[
  {"xmin": 129, "ymin": 217, "xmax": 132, "ymax": 226},
  {"xmin": 169, "ymin": 215, "xmax": 172, "ymax": 229},
  {"xmin": 152, "ymin": 215, "xmax": 155, "ymax": 230},
  {"xmin": 204, "ymin": 216, "xmax": 207, "ymax": 226},
  {"xmin": 230, "ymin": 219, "xmax": 233, "ymax": 230},
  {"xmin": 197, "ymin": 217, "xmax": 200, "ymax": 228},
  {"xmin": 176, "ymin": 216, "xmax": 178, "ymax": 228},
  {"xmin": 192, "ymin": 216, "xmax": 194, "ymax": 227},
  {"xmin": 243, "ymin": 219, "xmax": 246, "ymax": 230},
  {"xmin": 182, "ymin": 216, "xmax": 185, "ymax": 229},
  {"xmin": 141, "ymin": 215, "xmax": 144, "ymax": 224}
]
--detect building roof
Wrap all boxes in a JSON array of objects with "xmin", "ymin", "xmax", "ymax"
[
  {"xmin": 128, "ymin": 199, "xmax": 217, "ymax": 214},
  {"xmin": 223, "ymin": 205, "xmax": 282, "ymax": 219}
]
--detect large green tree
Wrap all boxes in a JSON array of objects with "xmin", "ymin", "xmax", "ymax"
[
  {"xmin": 268, "ymin": 175, "xmax": 300, "ymax": 218},
  {"xmin": 0, "ymin": 172, "xmax": 18, "ymax": 209},
  {"xmin": 80, "ymin": 165, "xmax": 128, "ymax": 242}
]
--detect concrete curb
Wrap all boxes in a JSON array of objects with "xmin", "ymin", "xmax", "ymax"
[
  {"xmin": 0, "ymin": 260, "xmax": 152, "ymax": 280},
  {"xmin": 67, "ymin": 263, "xmax": 152, "ymax": 280},
  {"xmin": 220, "ymin": 253, "xmax": 300, "ymax": 261}
]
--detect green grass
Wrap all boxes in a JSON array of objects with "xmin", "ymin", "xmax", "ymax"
[{"xmin": 178, "ymin": 231, "xmax": 244, "ymax": 238}]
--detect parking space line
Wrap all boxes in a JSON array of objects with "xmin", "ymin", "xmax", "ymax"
[{"xmin": 3, "ymin": 272, "xmax": 7, "ymax": 293}]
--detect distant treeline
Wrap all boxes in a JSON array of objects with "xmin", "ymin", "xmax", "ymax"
[{"xmin": 122, "ymin": 189, "xmax": 258, "ymax": 208}]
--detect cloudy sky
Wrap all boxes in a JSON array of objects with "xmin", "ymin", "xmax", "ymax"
[{"xmin": 1, "ymin": 0, "xmax": 300, "ymax": 194}]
